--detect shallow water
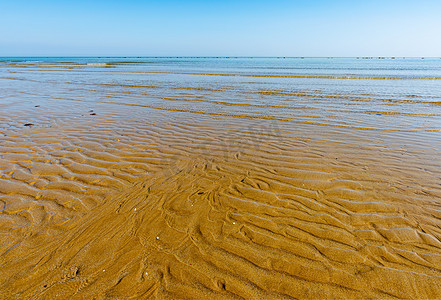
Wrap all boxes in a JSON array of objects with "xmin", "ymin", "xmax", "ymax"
[{"xmin": 1, "ymin": 58, "xmax": 441, "ymax": 298}]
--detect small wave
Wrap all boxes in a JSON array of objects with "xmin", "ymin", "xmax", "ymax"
[{"xmin": 86, "ymin": 63, "xmax": 108, "ymax": 66}]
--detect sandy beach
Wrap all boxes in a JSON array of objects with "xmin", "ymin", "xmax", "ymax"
[{"xmin": 1, "ymin": 58, "xmax": 441, "ymax": 298}]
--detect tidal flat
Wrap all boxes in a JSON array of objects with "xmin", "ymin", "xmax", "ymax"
[{"xmin": 1, "ymin": 57, "xmax": 441, "ymax": 298}]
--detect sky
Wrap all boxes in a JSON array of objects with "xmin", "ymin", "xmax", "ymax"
[{"xmin": 1, "ymin": 0, "xmax": 440, "ymax": 57}]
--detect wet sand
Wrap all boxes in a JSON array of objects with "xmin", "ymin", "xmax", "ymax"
[{"xmin": 1, "ymin": 60, "xmax": 441, "ymax": 298}]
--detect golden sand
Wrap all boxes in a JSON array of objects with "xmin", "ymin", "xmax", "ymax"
[
  {"xmin": 1, "ymin": 63, "xmax": 441, "ymax": 298},
  {"xmin": 1, "ymin": 111, "xmax": 441, "ymax": 298}
]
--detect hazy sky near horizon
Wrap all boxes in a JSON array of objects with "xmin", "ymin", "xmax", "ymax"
[{"xmin": 1, "ymin": 0, "xmax": 440, "ymax": 56}]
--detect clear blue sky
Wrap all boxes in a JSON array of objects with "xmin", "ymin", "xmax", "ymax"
[{"xmin": 1, "ymin": 0, "xmax": 440, "ymax": 56}]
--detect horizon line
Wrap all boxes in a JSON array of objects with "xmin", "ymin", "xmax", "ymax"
[{"xmin": 1, "ymin": 56, "xmax": 441, "ymax": 59}]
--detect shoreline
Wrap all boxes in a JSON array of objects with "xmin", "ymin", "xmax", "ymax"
[{"xmin": 1, "ymin": 59, "xmax": 441, "ymax": 298}]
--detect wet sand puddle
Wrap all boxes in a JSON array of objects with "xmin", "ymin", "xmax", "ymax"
[{"xmin": 1, "ymin": 60, "xmax": 441, "ymax": 298}]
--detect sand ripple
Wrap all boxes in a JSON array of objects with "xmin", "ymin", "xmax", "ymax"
[{"xmin": 1, "ymin": 62, "xmax": 441, "ymax": 298}]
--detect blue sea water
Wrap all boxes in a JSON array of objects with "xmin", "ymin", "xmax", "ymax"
[
  {"xmin": 3, "ymin": 56, "xmax": 441, "ymax": 77},
  {"xmin": 1, "ymin": 57, "xmax": 441, "ymax": 133}
]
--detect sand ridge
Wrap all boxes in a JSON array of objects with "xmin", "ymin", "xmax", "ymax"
[
  {"xmin": 1, "ymin": 60, "xmax": 441, "ymax": 298},
  {"xmin": 1, "ymin": 114, "xmax": 441, "ymax": 298}
]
